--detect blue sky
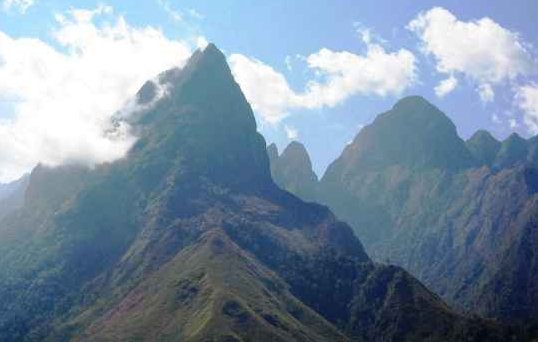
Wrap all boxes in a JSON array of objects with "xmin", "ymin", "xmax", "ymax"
[{"xmin": 0, "ymin": 0, "xmax": 537, "ymax": 180}]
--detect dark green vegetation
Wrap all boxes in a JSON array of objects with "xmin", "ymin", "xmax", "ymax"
[
  {"xmin": 271, "ymin": 97, "xmax": 538, "ymax": 328},
  {"xmin": 0, "ymin": 45, "xmax": 523, "ymax": 341}
]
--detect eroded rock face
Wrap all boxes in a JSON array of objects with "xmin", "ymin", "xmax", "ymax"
[{"xmin": 315, "ymin": 96, "xmax": 538, "ymax": 322}]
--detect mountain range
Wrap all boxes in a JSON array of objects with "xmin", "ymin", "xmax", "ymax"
[
  {"xmin": 270, "ymin": 96, "xmax": 538, "ymax": 329},
  {"xmin": 0, "ymin": 45, "xmax": 526, "ymax": 341}
]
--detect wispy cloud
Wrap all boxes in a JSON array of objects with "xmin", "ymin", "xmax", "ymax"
[
  {"xmin": 516, "ymin": 84, "xmax": 538, "ymax": 133},
  {"xmin": 2, "ymin": 0, "xmax": 35, "ymax": 13},
  {"xmin": 157, "ymin": 0, "xmax": 182, "ymax": 22},
  {"xmin": 156, "ymin": 0, "xmax": 204, "ymax": 22},
  {"xmin": 284, "ymin": 125, "xmax": 298, "ymax": 140}
]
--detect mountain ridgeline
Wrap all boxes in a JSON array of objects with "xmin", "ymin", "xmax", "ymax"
[
  {"xmin": 2, "ymin": 46, "xmax": 526, "ymax": 341},
  {"xmin": 0, "ymin": 45, "xmax": 521, "ymax": 341},
  {"xmin": 269, "ymin": 96, "xmax": 538, "ymax": 327}
]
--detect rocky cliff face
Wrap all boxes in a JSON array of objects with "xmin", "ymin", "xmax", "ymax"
[
  {"xmin": 0, "ymin": 47, "xmax": 519, "ymax": 341},
  {"xmin": 315, "ymin": 96, "xmax": 537, "ymax": 323}
]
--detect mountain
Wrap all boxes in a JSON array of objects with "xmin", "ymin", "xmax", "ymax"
[
  {"xmin": 466, "ymin": 130, "xmax": 501, "ymax": 167},
  {"xmin": 268, "ymin": 142, "xmax": 318, "ymax": 202},
  {"xmin": 0, "ymin": 174, "xmax": 29, "ymax": 221},
  {"xmin": 0, "ymin": 46, "xmax": 520, "ymax": 341},
  {"xmin": 314, "ymin": 96, "xmax": 538, "ymax": 323},
  {"xmin": 323, "ymin": 96, "xmax": 475, "ymax": 177},
  {"xmin": 493, "ymin": 133, "xmax": 529, "ymax": 169}
]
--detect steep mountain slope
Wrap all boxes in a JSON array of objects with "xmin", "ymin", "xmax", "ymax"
[
  {"xmin": 0, "ymin": 174, "xmax": 29, "ymax": 221},
  {"xmin": 317, "ymin": 96, "xmax": 538, "ymax": 322},
  {"xmin": 268, "ymin": 142, "xmax": 318, "ymax": 202},
  {"xmin": 466, "ymin": 130, "xmax": 501, "ymax": 167},
  {"xmin": 0, "ymin": 47, "xmax": 518, "ymax": 341},
  {"xmin": 494, "ymin": 133, "xmax": 529, "ymax": 169}
]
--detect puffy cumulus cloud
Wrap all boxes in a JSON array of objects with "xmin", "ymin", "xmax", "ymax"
[
  {"xmin": 301, "ymin": 46, "xmax": 416, "ymax": 107},
  {"xmin": 229, "ymin": 40, "xmax": 416, "ymax": 124},
  {"xmin": 2, "ymin": 0, "xmax": 34, "ymax": 13},
  {"xmin": 0, "ymin": 5, "xmax": 193, "ymax": 182},
  {"xmin": 408, "ymin": 7, "xmax": 535, "ymax": 101},
  {"xmin": 516, "ymin": 84, "xmax": 538, "ymax": 133}
]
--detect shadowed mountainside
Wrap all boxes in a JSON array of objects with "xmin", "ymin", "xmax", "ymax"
[
  {"xmin": 270, "ymin": 97, "xmax": 537, "ymax": 324},
  {"xmin": 0, "ymin": 47, "xmax": 522, "ymax": 341}
]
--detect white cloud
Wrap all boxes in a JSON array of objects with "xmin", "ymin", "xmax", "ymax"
[
  {"xmin": 408, "ymin": 7, "xmax": 535, "ymax": 102},
  {"xmin": 284, "ymin": 125, "xmax": 298, "ymax": 140},
  {"xmin": 301, "ymin": 46, "xmax": 416, "ymax": 107},
  {"xmin": 0, "ymin": 6, "xmax": 192, "ymax": 182},
  {"xmin": 196, "ymin": 36, "xmax": 209, "ymax": 49},
  {"xmin": 434, "ymin": 75, "xmax": 458, "ymax": 98},
  {"xmin": 229, "ymin": 37, "xmax": 416, "ymax": 124},
  {"xmin": 2, "ymin": 0, "xmax": 34, "ymax": 13},
  {"xmin": 516, "ymin": 84, "xmax": 538, "ymax": 133},
  {"xmin": 229, "ymin": 54, "xmax": 300, "ymax": 124}
]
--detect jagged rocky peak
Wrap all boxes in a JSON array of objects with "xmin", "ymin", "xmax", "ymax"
[
  {"xmin": 323, "ymin": 96, "xmax": 474, "ymax": 182},
  {"xmin": 128, "ymin": 43, "xmax": 272, "ymax": 191},
  {"xmin": 466, "ymin": 129, "xmax": 501, "ymax": 166},
  {"xmin": 316, "ymin": 97, "xmax": 538, "ymax": 322},
  {"xmin": 0, "ymin": 45, "xmax": 526, "ymax": 341},
  {"xmin": 269, "ymin": 141, "xmax": 319, "ymax": 201}
]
